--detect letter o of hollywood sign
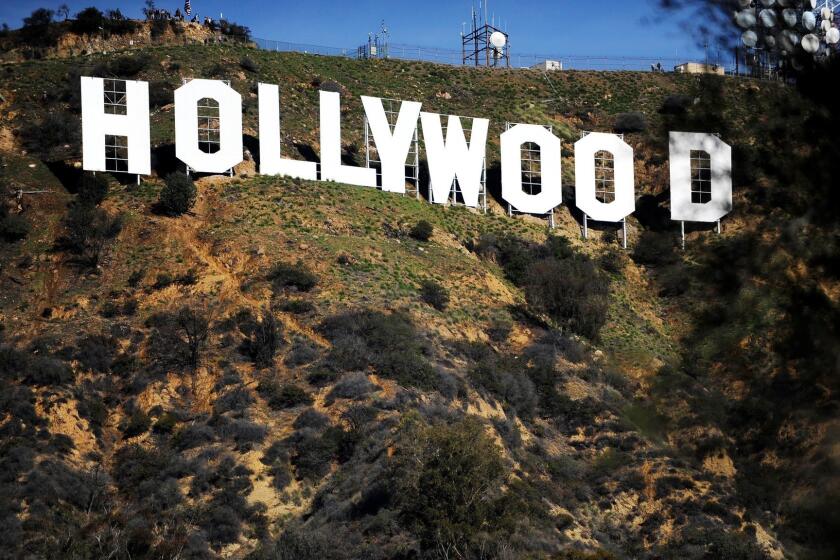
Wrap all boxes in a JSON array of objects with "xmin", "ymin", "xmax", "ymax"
[
  {"xmin": 574, "ymin": 132, "xmax": 635, "ymax": 223},
  {"xmin": 500, "ymin": 124, "xmax": 563, "ymax": 215},
  {"xmin": 174, "ymin": 79, "xmax": 243, "ymax": 174}
]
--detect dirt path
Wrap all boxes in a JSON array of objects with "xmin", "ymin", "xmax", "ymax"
[{"xmin": 172, "ymin": 180, "xmax": 330, "ymax": 348}]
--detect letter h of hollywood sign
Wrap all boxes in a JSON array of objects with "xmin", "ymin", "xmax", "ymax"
[{"xmin": 80, "ymin": 77, "xmax": 733, "ymax": 228}]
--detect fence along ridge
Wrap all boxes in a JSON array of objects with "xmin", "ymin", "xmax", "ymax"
[{"xmin": 252, "ymin": 36, "xmax": 719, "ymax": 72}]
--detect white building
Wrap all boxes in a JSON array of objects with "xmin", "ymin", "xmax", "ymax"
[
  {"xmin": 530, "ymin": 60, "xmax": 563, "ymax": 71},
  {"xmin": 674, "ymin": 62, "xmax": 725, "ymax": 76}
]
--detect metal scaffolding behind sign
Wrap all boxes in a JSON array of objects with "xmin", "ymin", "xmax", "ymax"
[
  {"xmin": 505, "ymin": 122, "xmax": 555, "ymax": 229},
  {"xmin": 364, "ymin": 98, "xmax": 420, "ymax": 199},
  {"xmin": 183, "ymin": 78, "xmax": 234, "ymax": 177},
  {"xmin": 580, "ymin": 131, "xmax": 627, "ymax": 248},
  {"xmin": 427, "ymin": 119, "xmax": 487, "ymax": 212},
  {"xmin": 101, "ymin": 79, "xmax": 139, "ymax": 183}
]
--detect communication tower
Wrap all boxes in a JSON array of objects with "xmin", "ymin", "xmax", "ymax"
[
  {"xmin": 358, "ymin": 21, "xmax": 391, "ymax": 60},
  {"xmin": 462, "ymin": 2, "xmax": 510, "ymax": 68}
]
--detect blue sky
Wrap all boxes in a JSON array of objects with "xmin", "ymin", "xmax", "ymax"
[{"xmin": 0, "ymin": 0, "xmax": 708, "ymax": 60}]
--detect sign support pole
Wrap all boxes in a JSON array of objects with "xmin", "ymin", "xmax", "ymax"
[{"xmin": 622, "ymin": 217, "xmax": 627, "ymax": 249}]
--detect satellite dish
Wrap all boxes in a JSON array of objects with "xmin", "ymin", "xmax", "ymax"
[
  {"xmin": 760, "ymin": 0, "xmax": 776, "ymax": 6},
  {"xmin": 737, "ymin": 0, "xmax": 752, "ymax": 7},
  {"xmin": 821, "ymin": 7, "xmax": 833, "ymax": 20},
  {"xmin": 821, "ymin": 19, "xmax": 832, "ymax": 32},
  {"xmin": 760, "ymin": 9, "xmax": 778, "ymax": 27},
  {"xmin": 802, "ymin": 11, "xmax": 817, "ymax": 30},
  {"xmin": 765, "ymin": 34, "xmax": 778, "ymax": 48},
  {"xmin": 805, "ymin": 0, "xmax": 816, "ymax": 9},
  {"xmin": 828, "ymin": 27, "xmax": 840, "ymax": 44},
  {"xmin": 801, "ymin": 33, "xmax": 821, "ymax": 52},
  {"xmin": 783, "ymin": 9, "xmax": 798, "ymax": 27},
  {"xmin": 490, "ymin": 31, "xmax": 506, "ymax": 48},
  {"xmin": 742, "ymin": 29, "xmax": 759, "ymax": 47},
  {"xmin": 736, "ymin": 9, "xmax": 757, "ymax": 28}
]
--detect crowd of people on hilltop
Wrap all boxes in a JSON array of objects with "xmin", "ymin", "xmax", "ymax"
[{"xmin": 143, "ymin": 5, "xmax": 221, "ymax": 29}]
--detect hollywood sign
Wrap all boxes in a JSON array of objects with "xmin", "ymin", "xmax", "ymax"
[{"xmin": 80, "ymin": 77, "xmax": 732, "ymax": 224}]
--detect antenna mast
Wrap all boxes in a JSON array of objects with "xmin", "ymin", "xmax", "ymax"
[{"xmin": 462, "ymin": 1, "xmax": 510, "ymax": 67}]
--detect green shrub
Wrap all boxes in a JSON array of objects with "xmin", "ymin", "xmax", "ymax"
[
  {"xmin": 150, "ymin": 18, "xmax": 168, "ymax": 38},
  {"xmin": 71, "ymin": 7, "xmax": 104, "ymax": 35},
  {"xmin": 613, "ymin": 112, "xmax": 647, "ymax": 133},
  {"xmin": 62, "ymin": 204, "xmax": 123, "ymax": 267},
  {"xmin": 419, "ymin": 279, "xmax": 449, "ymax": 310},
  {"xmin": 152, "ymin": 412, "xmax": 178, "ymax": 434},
  {"xmin": 20, "ymin": 112, "xmax": 79, "ymax": 159},
  {"xmin": 277, "ymin": 299, "xmax": 315, "ymax": 315},
  {"xmin": 486, "ymin": 313, "xmax": 513, "ymax": 343},
  {"xmin": 148, "ymin": 81, "xmax": 172, "ymax": 108},
  {"xmin": 242, "ymin": 310, "xmax": 283, "ymax": 368},
  {"xmin": 409, "ymin": 219, "xmax": 433, "ymax": 241},
  {"xmin": 391, "ymin": 416, "xmax": 517, "ymax": 553},
  {"xmin": 268, "ymin": 261, "xmax": 318, "ymax": 292},
  {"xmin": 258, "ymin": 381, "xmax": 312, "ymax": 410},
  {"xmin": 77, "ymin": 172, "xmax": 109, "ymax": 206},
  {"xmin": 524, "ymin": 257, "xmax": 609, "ymax": 339},
  {"xmin": 470, "ymin": 353, "xmax": 538, "ymax": 417},
  {"xmin": 158, "ymin": 172, "xmax": 196, "ymax": 216},
  {"xmin": 239, "ymin": 57, "xmax": 258, "ymax": 73},
  {"xmin": 319, "ymin": 310, "xmax": 438, "ymax": 390},
  {"xmin": 632, "ymin": 231, "xmax": 679, "ymax": 266},
  {"xmin": 20, "ymin": 8, "xmax": 60, "ymax": 47},
  {"xmin": 599, "ymin": 248, "xmax": 626, "ymax": 275},
  {"xmin": 0, "ymin": 206, "xmax": 30, "ymax": 242},
  {"xmin": 122, "ymin": 410, "xmax": 151, "ymax": 439}
]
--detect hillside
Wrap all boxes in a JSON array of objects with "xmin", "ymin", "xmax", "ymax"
[{"xmin": 1, "ymin": 43, "xmax": 839, "ymax": 560}]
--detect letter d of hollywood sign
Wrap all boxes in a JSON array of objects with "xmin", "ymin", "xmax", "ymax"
[{"xmin": 80, "ymin": 77, "xmax": 733, "ymax": 227}]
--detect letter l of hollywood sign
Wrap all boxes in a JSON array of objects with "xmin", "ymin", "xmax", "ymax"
[{"xmin": 80, "ymin": 77, "xmax": 733, "ymax": 223}]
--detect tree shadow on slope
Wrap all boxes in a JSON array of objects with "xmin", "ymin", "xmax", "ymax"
[{"xmin": 642, "ymin": 57, "xmax": 840, "ymax": 558}]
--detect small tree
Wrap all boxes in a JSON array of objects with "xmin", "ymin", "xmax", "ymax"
[
  {"xmin": 410, "ymin": 219, "xmax": 434, "ymax": 241},
  {"xmin": 244, "ymin": 310, "xmax": 282, "ymax": 368},
  {"xmin": 21, "ymin": 9, "xmax": 57, "ymax": 47},
  {"xmin": 177, "ymin": 306, "xmax": 209, "ymax": 369},
  {"xmin": 57, "ymin": 4, "xmax": 70, "ymax": 21},
  {"xmin": 158, "ymin": 172, "xmax": 196, "ymax": 216},
  {"xmin": 71, "ymin": 7, "xmax": 104, "ymax": 36},
  {"xmin": 63, "ymin": 204, "xmax": 123, "ymax": 267},
  {"xmin": 268, "ymin": 261, "xmax": 318, "ymax": 292}
]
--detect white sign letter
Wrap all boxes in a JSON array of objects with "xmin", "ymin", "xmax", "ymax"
[
  {"xmin": 574, "ymin": 132, "xmax": 635, "ymax": 222},
  {"xmin": 258, "ymin": 83, "xmax": 317, "ymax": 180},
  {"xmin": 500, "ymin": 124, "xmax": 562, "ymax": 215},
  {"xmin": 81, "ymin": 77, "xmax": 150, "ymax": 175},
  {"xmin": 174, "ymin": 79, "xmax": 243, "ymax": 174},
  {"xmin": 669, "ymin": 132, "xmax": 732, "ymax": 222},
  {"xmin": 319, "ymin": 90, "xmax": 376, "ymax": 187},
  {"xmin": 361, "ymin": 96, "xmax": 422, "ymax": 193},
  {"xmin": 420, "ymin": 113, "xmax": 488, "ymax": 207}
]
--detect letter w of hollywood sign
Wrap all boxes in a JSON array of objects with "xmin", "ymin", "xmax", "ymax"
[{"xmin": 80, "ymin": 77, "xmax": 732, "ymax": 224}]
